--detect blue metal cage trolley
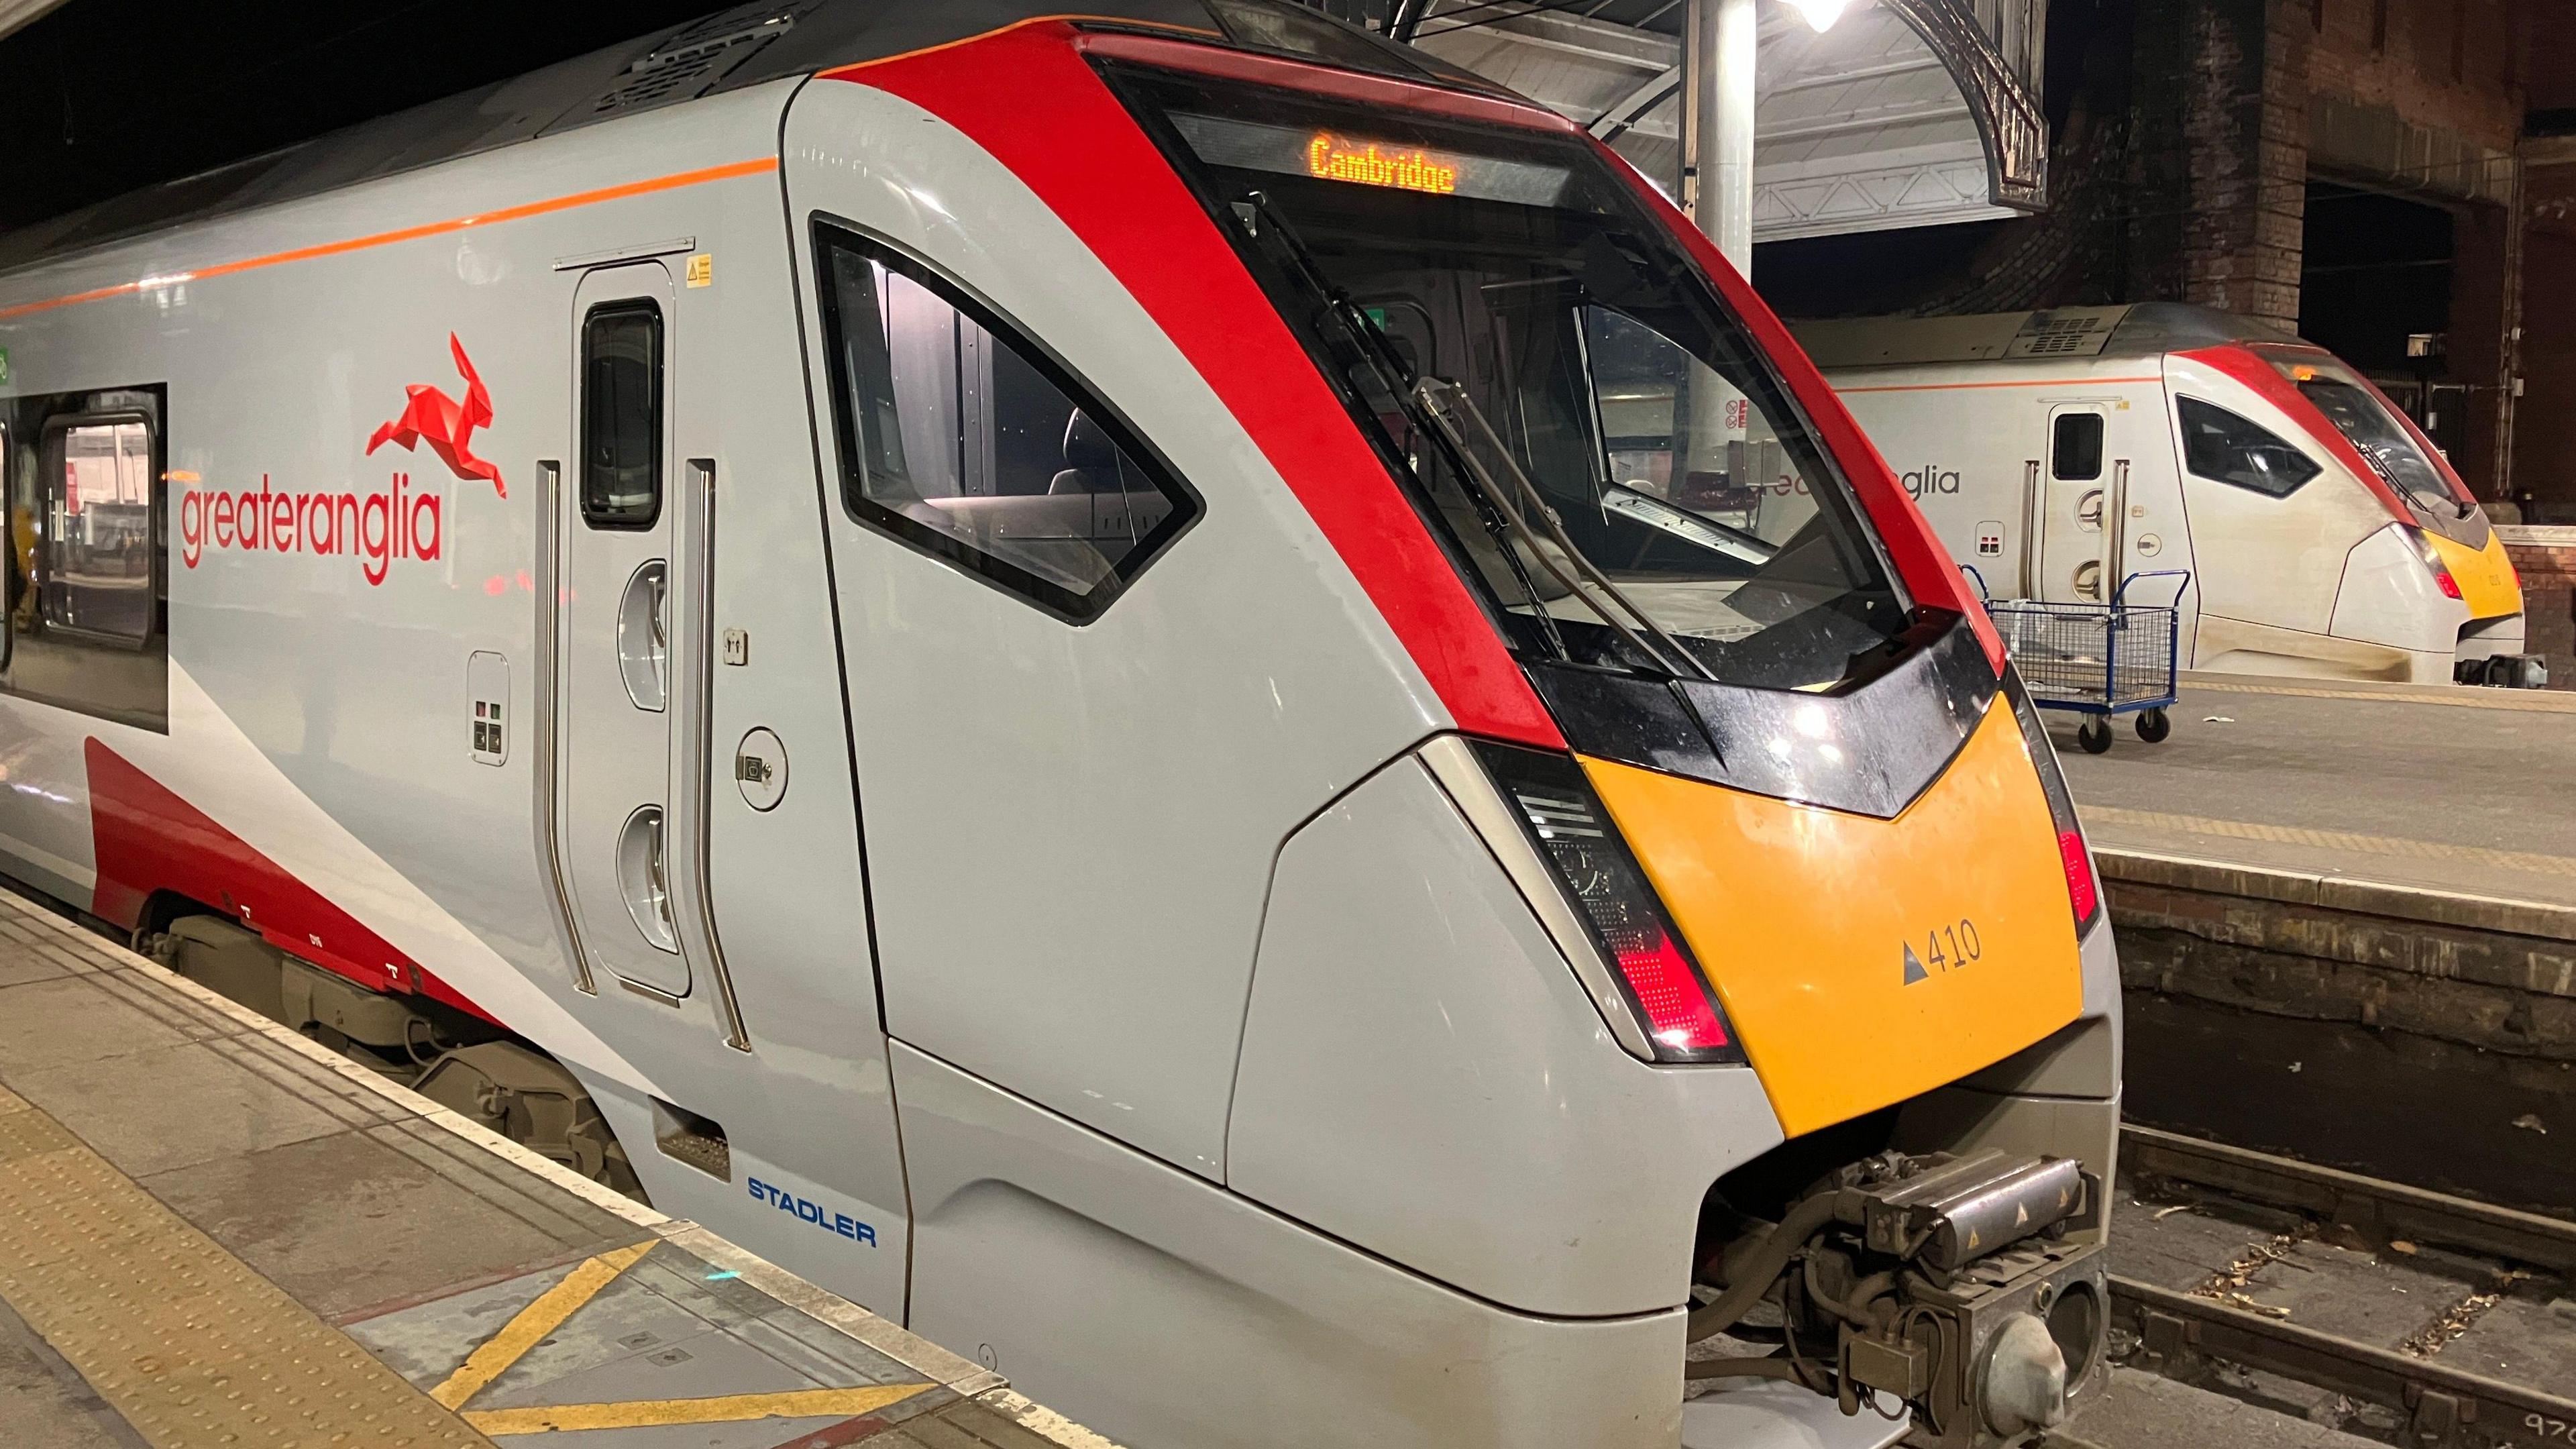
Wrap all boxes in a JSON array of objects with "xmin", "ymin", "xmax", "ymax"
[{"xmin": 1969, "ymin": 569, "xmax": 2191, "ymax": 755}]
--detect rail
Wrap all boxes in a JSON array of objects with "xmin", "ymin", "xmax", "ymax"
[
  {"xmin": 2121, "ymin": 1126, "xmax": 2576, "ymax": 1273},
  {"xmin": 2112, "ymin": 1279, "xmax": 2576, "ymax": 1449},
  {"xmin": 2111, "ymin": 1125, "xmax": 2576, "ymax": 1448}
]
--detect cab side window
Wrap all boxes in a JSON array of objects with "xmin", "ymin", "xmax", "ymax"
[
  {"xmin": 2176, "ymin": 397, "xmax": 2320, "ymax": 498},
  {"xmin": 812, "ymin": 220, "xmax": 1198, "ymax": 622}
]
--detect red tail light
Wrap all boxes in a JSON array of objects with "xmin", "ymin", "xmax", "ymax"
[
  {"xmin": 1610, "ymin": 932, "xmax": 1731, "ymax": 1054},
  {"xmin": 2004, "ymin": 676, "xmax": 2104, "ymax": 934},
  {"xmin": 1473, "ymin": 742, "xmax": 1743, "ymax": 1063},
  {"xmin": 2059, "ymin": 829, "xmax": 2098, "ymax": 923},
  {"xmin": 2403, "ymin": 525, "xmax": 2463, "ymax": 600}
]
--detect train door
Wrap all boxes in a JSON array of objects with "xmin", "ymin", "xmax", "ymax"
[
  {"xmin": 2036, "ymin": 402, "xmax": 2113, "ymax": 604},
  {"xmin": 545, "ymin": 248, "xmax": 914, "ymax": 1317},
  {"xmin": 555, "ymin": 263, "xmax": 690, "ymax": 1000}
]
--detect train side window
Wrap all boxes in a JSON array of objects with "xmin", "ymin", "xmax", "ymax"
[
  {"xmin": 811, "ymin": 219, "xmax": 1199, "ymax": 623},
  {"xmin": 2050, "ymin": 413, "xmax": 2104, "ymax": 481},
  {"xmin": 0, "ymin": 388, "xmax": 169, "ymax": 733},
  {"xmin": 580, "ymin": 301, "xmax": 663, "ymax": 529},
  {"xmin": 0, "ymin": 421, "xmax": 11, "ymax": 668},
  {"xmin": 42, "ymin": 419, "xmax": 156, "ymax": 644},
  {"xmin": 2176, "ymin": 397, "xmax": 2320, "ymax": 498}
]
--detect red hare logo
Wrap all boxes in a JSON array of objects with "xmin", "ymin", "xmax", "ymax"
[{"xmin": 367, "ymin": 333, "xmax": 505, "ymax": 498}]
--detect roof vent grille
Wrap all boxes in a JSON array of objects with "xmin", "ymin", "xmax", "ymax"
[
  {"xmin": 2006, "ymin": 310, "xmax": 2120, "ymax": 360},
  {"xmin": 592, "ymin": 3, "xmax": 800, "ymax": 117}
]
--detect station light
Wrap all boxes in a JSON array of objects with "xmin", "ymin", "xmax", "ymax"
[{"xmin": 1786, "ymin": 0, "xmax": 1852, "ymax": 31}]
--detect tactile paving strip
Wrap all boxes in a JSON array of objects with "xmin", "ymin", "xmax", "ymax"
[
  {"xmin": 0, "ymin": 1085, "xmax": 494, "ymax": 1447},
  {"xmin": 2084, "ymin": 805, "xmax": 2576, "ymax": 879}
]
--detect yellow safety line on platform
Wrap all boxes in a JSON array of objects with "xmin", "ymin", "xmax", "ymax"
[
  {"xmin": 430, "ymin": 1240, "xmax": 656, "ymax": 1409},
  {"xmin": 2084, "ymin": 806, "xmax": 2576, "ymax": 879},
  {"xmin": 0, "ymin": 1085, "xmax": 495, "ymax": 1447},
  {"xmin": 2185, "ymin": 679, "xmax": 2576, "ymax": 712},
  {"xmin": 461, "ymin": 1383, "xmax": 934, "ymax": 1435}
]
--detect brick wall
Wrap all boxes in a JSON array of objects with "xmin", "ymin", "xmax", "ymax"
[
  {"xmin": 2120, "ymin": 0, "xmax": 2312, "ymax": 328},
  {"xmin": 2307, "ymin": 0, "xmax": 2521, "ymax": 152},
  {"xmin": 2299, "ymin": 0, "xmax": 2526, "ymax": 504},
  {"xmin": 2504, "ymin": 541, "xmax": 2576, "ymax": 689},
  {"xmin": 2245, "ymin": 0, "xmax": 2313, "ymax": 324},
  {"xmin": 2513, "ymin": 150, "xmax": 2576, "ymax": 522}
]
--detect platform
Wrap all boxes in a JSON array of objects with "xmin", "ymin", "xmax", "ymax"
[
  {"xmin": 0, "ymin": 887, "xmax": 1113, "ymax": 1449},
  {"xmin": 2049, "ymin": 672, "xmax": 2576, "ymax": 907},
  {"xmin": 2059, "ymin": 672, "xmax": 2576, "ymax": 1216}
]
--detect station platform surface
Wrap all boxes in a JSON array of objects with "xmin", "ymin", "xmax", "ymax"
[
  {"xmin": 0, "ymin": 888, "xmax": 1111, "ymax": 1449},
  {"xmin": 2048, "ymin": 672, "xmax": 2576, "ymax": 908}
]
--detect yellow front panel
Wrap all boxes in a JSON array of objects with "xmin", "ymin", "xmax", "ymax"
[
  {"xmin": 1583, "ymin": 704, "xmax": 2082, "ymax": 1137},
  {"xmin": 2426, "ymin": 530, "xmax": 2523, "ymax": 623}
]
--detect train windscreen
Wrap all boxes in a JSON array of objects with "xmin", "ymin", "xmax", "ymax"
[
  {"xmin": 1110, "ymin": 66, "xmax": 1919, "ymax": 694},
  {"xmin": 2269, "ymin": 354, "xmax": 2487, "ymax": 547}
]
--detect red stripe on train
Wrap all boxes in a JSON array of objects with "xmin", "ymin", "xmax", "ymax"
[
  {"xmin": 1574, "ymin": 138, "xmax": 2007, "ymax": 672},
  {"xmin": 828, "ymin": 23, "xmax": 1564, "ymax": 749},
  {"xmin": 85, "ymin": 739, "xmax": 499, "ymax": 1026}
]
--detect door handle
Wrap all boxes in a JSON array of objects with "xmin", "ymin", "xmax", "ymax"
[
  {"xmin": 615, "ymin": 805, "xmax": 680, "ymax": 954},
  {"xmin": 617, "ymin": 560, "xmax": 669, "ymax": 711}
]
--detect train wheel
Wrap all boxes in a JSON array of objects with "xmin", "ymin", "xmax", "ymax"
[
  {"xmin": 2134, "ymin": 708, "xmax": 2171, "ymax": 743},
  {"xmin": 2076, "ymin": 718, "xmax": 2114, "ymax": 754}
]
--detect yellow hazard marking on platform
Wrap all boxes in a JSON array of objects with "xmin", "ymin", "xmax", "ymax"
[
  {"xmin": 429, "ymin": 1240, "xmax": 655, "ymax": 1409},
  {"xmin": 462, "ymin": 1383, "xmax": 935, "ymax": 1435},
  {"xmin": 0, "ymin": 1086, "xmax": 495, "ymax": 1447},
  {"xmin": 428, "ymin": 1236, "xmax": 936, "ymax": 1436},
  {"xmin": 2085, "ymin": 806, "xmax": 2576, "ymax": 879},
  {"xmin": 2184, "ymin": 679, "xmax": 2576, "ymax": 712}
]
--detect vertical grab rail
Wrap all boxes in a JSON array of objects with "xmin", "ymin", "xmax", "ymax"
[
  {"xmin": 669, "ymin": 458, "xmax": 751, "ymax": 1052},
  {"xmin": 531, "ymin": 460, "xmax": 598, "ymax": 996},
  {"xmin": 2021, "ymin": 458, "xmax": 2043, "ymax": 598},
  {"xmin": 2108, "ymin": 458, "xmax": 2131, "ymax": 585}
]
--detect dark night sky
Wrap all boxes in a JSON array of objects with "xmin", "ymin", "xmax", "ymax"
[{"xmin": 0, "ymin": 3, "xmax": 718, "ymax": 229}]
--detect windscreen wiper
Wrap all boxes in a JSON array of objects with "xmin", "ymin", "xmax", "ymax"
[
  {"xmin": 1602, "ymin": 483, "xmax": 1776, "ymax": 566},
  {"xmin": 1228, "ymin": 192, "xmax": 1715, "ymax": 682},
  {"xmin": 2357, "ymin": 445, "xmax": 2473, "ymax": 522},
  {"xmin": 1226, "ymin": 191, "xmax": 1576, "ymax": 663},
  {"xmin": 1411, "ymin": 378, "xmax": 1717, "ymax": 682}
]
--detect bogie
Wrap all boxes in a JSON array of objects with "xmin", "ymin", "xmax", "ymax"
[{"xmin": 150, "ymin": 914, "xmax": 639, "ymax": 1195}]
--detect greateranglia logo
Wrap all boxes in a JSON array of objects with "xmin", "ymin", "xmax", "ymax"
[
  {"xmin": 179, "ymin": 472, "xmax": 443, "ymax": 586},
  {"xmin": 1901, "ymin": 464, "xmax": 1962, "ymax": 500},
  {"xmin": 367, "ymin": 333, "xmax": 506, "ymax": 498},
  {"xmin": 176, "ymin": 333, "xmax": 506, "ymax": 586}
]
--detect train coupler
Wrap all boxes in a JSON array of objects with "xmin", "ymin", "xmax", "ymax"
[{"xmin": 1690, "ymin": 1150, "xmax": 2110, "ymax": 1446}]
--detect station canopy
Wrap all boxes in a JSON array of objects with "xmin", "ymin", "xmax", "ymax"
[
  {"xmin": 0, "ymin": 0, "xmax": 2044, "ymax": 244},
  {"xmin": 1401, "ymin": 0, "xmax": 2049, "ymax": 241}
]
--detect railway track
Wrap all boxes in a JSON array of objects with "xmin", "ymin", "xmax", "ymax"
[{"xmin": 2109, "ymin": 1125, "xmax": 2576, "ymax": 1448}]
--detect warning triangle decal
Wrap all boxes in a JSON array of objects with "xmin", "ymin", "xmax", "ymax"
[{"xmin": 1903, "ymin": 943, "xmax": 1929, "ymax": 985}]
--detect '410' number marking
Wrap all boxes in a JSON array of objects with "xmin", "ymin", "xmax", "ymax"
[{"xmin": 1922, "ymin": 919, "xmax": 1983, "ymax": 973}]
